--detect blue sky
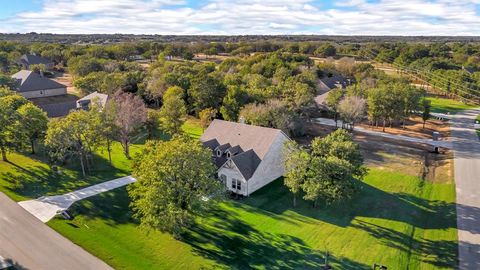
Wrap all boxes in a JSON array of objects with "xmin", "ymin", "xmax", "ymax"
[{"xmin": 1, "ymin": 0, "xmax": 479, "ymax": 35}]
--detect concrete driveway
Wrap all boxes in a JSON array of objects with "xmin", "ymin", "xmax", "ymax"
[
  {"xmin": 450, "ymin": 108, "xmax": 480, "ymax": 269},
  {"xmin": 19, "ymin": 175, "xmax": 136, "ymax": 223},
  {"xmin": 0, "ymin": 192, "xmax": 113, "ymax": 270}
]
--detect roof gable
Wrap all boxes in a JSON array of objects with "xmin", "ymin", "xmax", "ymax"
[
  {"xmin": 229, "ymin": 149, "xmax": 261, "ymax": 180},
  {"xmin": 11, "ymin": 70, "xmax": 66, "ymax": 92}
]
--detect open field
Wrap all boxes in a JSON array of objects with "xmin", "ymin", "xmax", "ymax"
[{"xmin": 426, "ymin": 96, "xmax": 478, "ymax": 114}]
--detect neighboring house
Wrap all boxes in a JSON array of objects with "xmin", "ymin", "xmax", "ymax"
[
  {"xmin": 76, "ymin": 91, "xmax": 109, "ymax": 110},
  {"xmin": 315, "ymin": 74, "xmax": 351, "ymax": 107},
  {"xmin": 20, "ymin": 54, "xmax": 55, "ymax": 70},
  {"xmin": 318, "ymin": 74, "xmax": 350, "ymax": 92},
  {"xmin": 11, "ymin": 70, "xmax": 67, "ymax": 99},
  {"xmin": 200, "ymin": 119, "xmax": 290, "ymax": 196}
]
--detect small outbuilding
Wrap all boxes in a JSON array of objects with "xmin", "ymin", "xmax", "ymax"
[
  {"xmin": 76, "ymin": 91, "xmax": 109, "ymax": 110},
  {"xmin": 201, "ymin": 120, "xmax": 290, "ymax": 196},
  {"xmin": 11, "ymin": 70, "xmax": 67, "ymax": 99}
]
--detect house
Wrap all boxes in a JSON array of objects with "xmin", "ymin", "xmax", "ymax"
[
  {"xmin": 76, "ymin": 91, "xmax": 109, "ymax": 110},
  {"xmin": 315, "ymin": 74, "xmax": 351, "ymax": 107},
  {"xmin": 200, "ymin": 120, "xmax": 290, "ymax": 196},
  {"xmin": 11, "ymin": 70, "xmax": 67, "ymax": 99},
  {"xmin": 318, "ymin": 74, "xmax": 350, "ymax": 92},
  {"xmin": 20, "ymin": 54, "xmax": 55, "ymax": 70}
]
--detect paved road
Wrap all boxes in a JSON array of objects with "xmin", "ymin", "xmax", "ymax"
[
  {"xmin": 313, "ymin": 117, "xmax": 453, "ymax": 149},
  {"xmin": 451, "ymin": 108, "xmax": 480, "ymax": 269},
  {"xmin": 0, "ymin": 192, "xmax": 113, "ymax": 270},
  {"xmin": 20, "ymin": 175, "xmax": 136, "ymax": 222}
]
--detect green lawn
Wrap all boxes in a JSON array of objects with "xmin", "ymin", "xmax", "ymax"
[
  {"xmin": 0, "ymin": 142, "xmax": 141, "ymax": 202},
  {"xmin": 0, "ymin": 119, "xmax": 201, "ymax": 202},
  {"xmin": 426, "ymin": 96, "xmax": 477, "ymax": 114},
  {"xmin": 1, "ymin": 118, "xmax": 457, "ymax": 269},
  {"xmin": 48, "ymin": 168, "xmax": 457, "ymax": 270}
]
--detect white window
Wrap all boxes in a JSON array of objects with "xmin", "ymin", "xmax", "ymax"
[
  {"xmin": 227, "ymin": 152, "xmax": 231, "ymax": 158},
  {"xmin": 220, "ymin": 174, "xmax": 227, "ymax": 183},
  {"xmin": 231, "ymin": 179, "xmax": 241, "ymax": 190},
  {"xmin": 216, "ymin": 150, "xmax": 222, "ymax": 157}
]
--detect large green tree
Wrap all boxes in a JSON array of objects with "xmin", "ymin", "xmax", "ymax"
[
  {"xmin": 0, "ymin": 89, "xmax": 30, "ymax": 161},
  {"xmin": 128, "ymin": 137, "xmax": 221, "ymax": 238},
  {"xmin": 311, "ymin": 129, "xmax": 366, "ymax": 179},
  {"xmin": 16, "ymin": 103, "xmax": 48, "ymax": 154},
  {"xmin": 283, "ymin": 141, "xmax": 309, "ymax": 207},
  {"xmin": 159, "ymin": 86, "xmax": 187, "ymax": 135},
  {"xmin": 45, "ymin": 108, "xmax": 103, "ymax": 176}
]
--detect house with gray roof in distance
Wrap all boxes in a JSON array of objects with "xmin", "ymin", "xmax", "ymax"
[
  {"xmin": 11, "ymin": 70, "xmax": 67, "ymax": 99},
  {"xmin": 20, "ymin": 54, "xmax": 55, "ymax": 70},
  {"xmin": 76, "ymin": 91, "xmax": 109, "ymax": 110},
  {"xmin": 201, "ymin": 119, "xmax": 290, "ymax": 196},
  {"xmin": 315, "ymin": 74, "xmax": 351, "ymax": 107},
  {"xmin": 318, "ymin": 74, "xmax": 350, "ymax": 92}
]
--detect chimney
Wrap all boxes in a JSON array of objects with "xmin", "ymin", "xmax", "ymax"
[{"xmin": 239, "ymin": 116, "xmax": 246, "ymax": 124}]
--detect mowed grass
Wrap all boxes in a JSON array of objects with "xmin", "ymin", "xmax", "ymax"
[
  {"xmin": 0, "ymin": 142, "xmax": 141, "ymax": 202},
  {"xmin": 426, "ymin": 96, "xmax": 477, "ymax": 114},
  {"xmin": 48, "ymin": 168, "xmax": 457, "ymax": 270},
  {"xmin": 0, "ymin": 119, "xmax": 199, "ymax": 202}
]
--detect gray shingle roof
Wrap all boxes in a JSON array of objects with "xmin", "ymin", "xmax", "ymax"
[
  {"xmin": 200, "ymin": 119, "xmax": 286, "ymax": 180},
  {"xmin": 202, "ymin": 139, "xmax": 219, "ymax": 150},
  {"xmin": 320, "ymin": 74, "xmax": 349, "ymax": 90},
  {"xmin": 11, "ymin": 70, "xmax": 66, "ymax": 92},
  {"xmin": 201, "ymin": 119, "xmax": 283, "ymax": 160},
  {"xmin": 226, "ymin": 145, "xmax": 243, "ymax": 156},
  {"xmin": 76, "ymin": 91, "xmax": 109, "ymax": 108},
  {"xmin": 230, "ymin": 149, "xmax": 261, "ymax": 180},
  {"xmin": 21, "ymin": 54, "xmax": 53, "ymax": 66}
]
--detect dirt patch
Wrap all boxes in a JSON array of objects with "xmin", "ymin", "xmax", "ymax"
[
  {"xmin": 52, "ymin": 72, "xmax": 81, "ymax": 97},
  {"xmin": 357, "ymin": 116, "xmax": 450, "ymax": 139},
  {"xmin": 422, "ymin": 150, "xmax": 454, "ymax": 184},
  {"xmin": 300, "ymin": 122, "xmax": 454, "ymax": 183}
]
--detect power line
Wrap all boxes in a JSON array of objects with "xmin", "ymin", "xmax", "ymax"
[{"xmin": 361, "ymin": 47, "xmax": 480, "ymax": 102}]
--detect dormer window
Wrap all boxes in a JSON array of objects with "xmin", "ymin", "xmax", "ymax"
[
  {"xmin": 216, "ymin": 150, "xmax": 222, "ymax": 157},
  {"xmin": 227, "ymin": 152, "xmax": 231, "ymax": 158}
]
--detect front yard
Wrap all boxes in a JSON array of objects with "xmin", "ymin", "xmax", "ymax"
[
  {"xmin": 0, "ymin": 119, "xmax": 457, "ymax": 269},
  {"xmin": 47, "ymin": 167, "xmax": 457, "ymax": 269}
]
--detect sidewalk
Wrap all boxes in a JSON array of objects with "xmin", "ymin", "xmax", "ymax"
[{"xmin": 19, "ymin": 175, "xmax": 136, "ymax": 223}]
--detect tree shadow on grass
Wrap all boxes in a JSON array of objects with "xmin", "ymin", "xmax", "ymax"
[
  {"xmin": 351, "ymin": 220, "xmax": 458, "ymax": 269},
  {"xmin": 182, "ymin": 206, "xmax": 370, "ymax": 270},
  {"xmin": 1, "ymin": 152, "xmax": 129, "ymax": 199},
  {"xmin": 68, "ymin": 187, "xmax": 136, "ymax": 226},
  {"xmin": 245, "ymin": 179, "xmax": 457, "ymax": 231}
]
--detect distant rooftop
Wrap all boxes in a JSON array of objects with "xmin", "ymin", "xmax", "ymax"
[{"xmin": 11, "ymin": 70, "xmax": 66, "ymax": 92}]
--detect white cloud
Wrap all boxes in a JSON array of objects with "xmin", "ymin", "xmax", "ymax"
[{"xmin": 2, "ymin": 0, "xmax": 480, "ymax": 35}]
